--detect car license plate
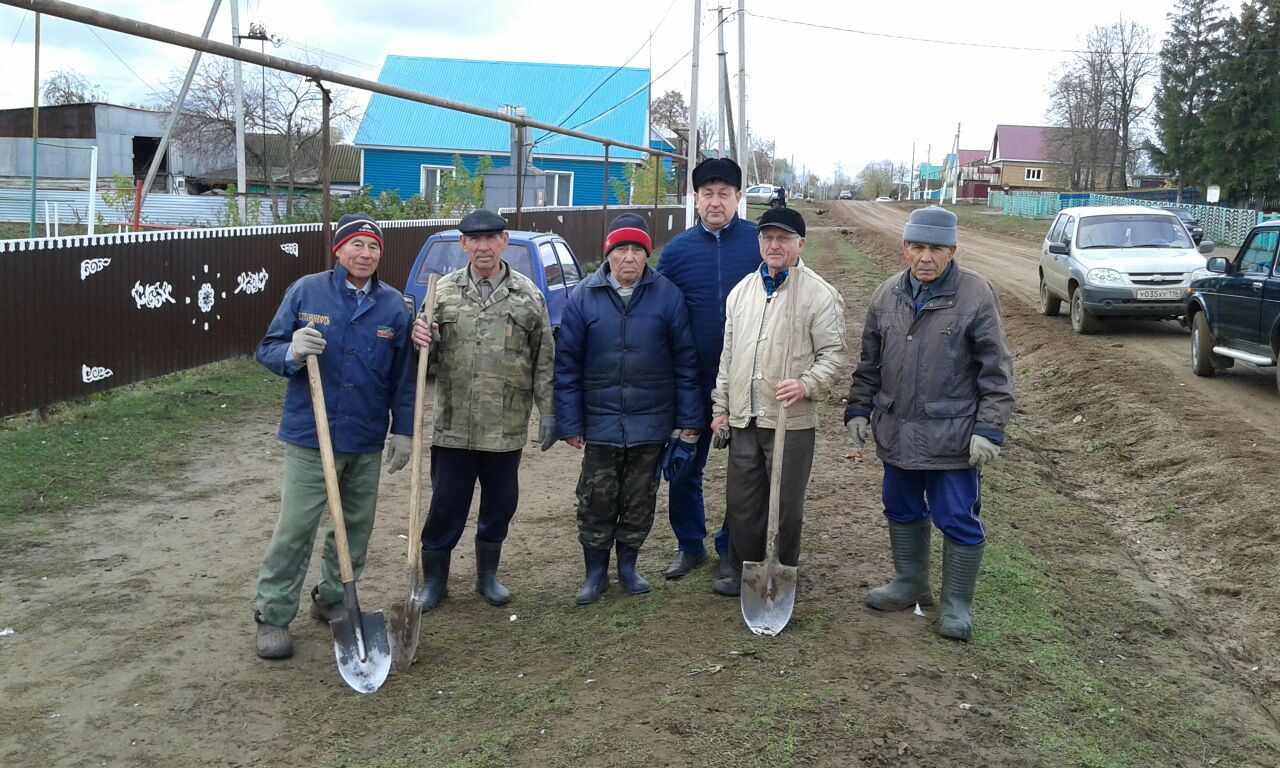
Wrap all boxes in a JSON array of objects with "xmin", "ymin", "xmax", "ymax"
[{"xmin": 1136, "ymin": 288, "xmax": 1182, "ymax": 300}]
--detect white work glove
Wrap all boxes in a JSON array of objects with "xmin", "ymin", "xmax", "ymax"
[
  {"xmin": 968, "ymin": 434, "xmax": 1000, "ymax": 470},
  {"xmin": 385, "ymin": 434, "xmax": 412, "ymax": 473},
  {"xmin": 846, "ymin": 416, "xmax": 870, "ymax": 450},
  {"xmin": 291, "ymin": 326, "xmax": 326, "ymax": 361},
  {"xmin": 538, "ymin": 416, "xmax": 556, "ymax": 452}
]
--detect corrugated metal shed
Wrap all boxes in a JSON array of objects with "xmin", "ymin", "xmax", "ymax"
[{"xmin": 355, "ymin": 56, "xmax": 648, "ymax": 160}]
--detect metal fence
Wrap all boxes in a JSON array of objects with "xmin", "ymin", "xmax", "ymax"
[
  {"xmin": 986, "ymin": 190, "xmax": 1273, "ymax": 246},
  {"xmin": 0, "ymin": 205, "xmax": 685, "ymax": 417},
  {"xmin": 0, "ymin": 188, "xmax": 275, "ymax": 228}
]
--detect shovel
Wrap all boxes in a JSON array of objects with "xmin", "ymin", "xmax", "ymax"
[
  {"xmin": 740, "ymin": 265, "xmax": 803, "ymax": 637},
  {"xmin": 305, "ymin": 353, "xmax": 392, "ymax": 694},
  {"xmin": 389, "ymin": 275, "xmax": 438, "ymax": 672}
]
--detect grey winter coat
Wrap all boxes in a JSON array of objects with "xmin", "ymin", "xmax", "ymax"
[{"xmin": 845, "ymin": 263, "xmax": 1014, "ymax": 470}]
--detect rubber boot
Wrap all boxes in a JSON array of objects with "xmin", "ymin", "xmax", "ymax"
[
  {"xmin": 938, "ymin": 539, "xmax": 984, "ymax": 641},
  {"xmin": 866, "ymin": 518, "xmax": 935, "ymax": 611},
  {"xmin": 475, "ymin": 539, "xmax": 511, "ymax": 606},
  {"xmin": 576, "ymin": 546, "xmax": 611, "ymax": 605},
  {"xmin": 419, "ymin": 548, "xmax": 450, "ymax": 614},
  {"xmin": 254, "ymin": 614, "xmax": 293, "ymax": 659},
  {"xmin": 615, "ymin": 542, "xmax": 651, "ymax": 595}
]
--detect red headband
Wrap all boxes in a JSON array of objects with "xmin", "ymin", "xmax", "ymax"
[{"xmin": 604, "ymin": 227, "xmax": 651, "ymax": 255}]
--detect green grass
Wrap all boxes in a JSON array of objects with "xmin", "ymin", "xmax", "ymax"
[
  {"xmin": 946, "ymin": 203, "xmax": 1049, "ymax": 244},
  {"xmin": 0, "ymin": 358, "xmax": 282, "ymax": 522},
  {"xmin": 815, "ymin": 229, "xmax": 881, "ymax": 274}
]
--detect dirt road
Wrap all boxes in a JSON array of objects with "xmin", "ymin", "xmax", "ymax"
[{"xmin": 836, "ymin": 200, "xmax": 1280, "ymax": 421}]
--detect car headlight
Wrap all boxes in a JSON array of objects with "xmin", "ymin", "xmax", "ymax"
[{"xmin": 1087, "ymin": 268, "xmax": 1125, "ymax": 286}]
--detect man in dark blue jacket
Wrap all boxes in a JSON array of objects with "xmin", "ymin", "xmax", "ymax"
[
  {"xmin": 252, "ymin": 213, "xmax": 415, "ymax": 660},
  {"xmin": 655, "ymin": 158, "xmax": 761, "ymax": 580},
  {"xmin": 555, "ymin": 214, "xmax": 703, "ymax": 604}
]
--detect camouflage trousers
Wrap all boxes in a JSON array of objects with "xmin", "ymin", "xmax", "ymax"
[
  {"xmin": 575, "ymin": 443, "xmax": 664, "ymax": 550},
  {"xmin": 255, "ymin": 444, "xmax": 381, "ymax": 627}
]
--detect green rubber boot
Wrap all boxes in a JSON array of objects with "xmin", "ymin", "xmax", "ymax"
[
  {"xmin": 866, "ymin": 518, "xmax": 935, "ymax": 611},
  {"xmin": 939, "ymin": 539, "xmax": 984, "ymax": 641}
]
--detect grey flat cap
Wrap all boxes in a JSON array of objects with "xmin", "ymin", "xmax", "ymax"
[{"xmin": 902, "ymin": 206, "xmax": 957, "ymax": 247}]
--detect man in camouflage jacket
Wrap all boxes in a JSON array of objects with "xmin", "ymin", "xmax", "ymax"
[{"xmin": 410, "ymin": 209, "xmax": 555, "ymax": 611}]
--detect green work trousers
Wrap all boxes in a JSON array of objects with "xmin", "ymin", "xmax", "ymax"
[
  {"xmin": 575, "ymin": 443, "xmax": 664, "ymax": 550},
  {"xmin": 255, "ymin": 444, "xmax": 382, "ymax": 627}
]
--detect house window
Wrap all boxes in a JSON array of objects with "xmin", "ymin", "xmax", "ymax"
[
  {"xmin": 545, "ymin": 171, "xmax": 573, "ymax": 206},
  {"xmin": 1024, "ymin": 167, "xmax": 1043, "ymax": 182},
  {"xmin": 420, "ymin": 165, "xmax": 454, "ymax": 203}
]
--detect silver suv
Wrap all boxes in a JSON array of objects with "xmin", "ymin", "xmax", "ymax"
[{"xmin": 1038, "ymin": 206, "xmax": 1215, "ymax": 334}]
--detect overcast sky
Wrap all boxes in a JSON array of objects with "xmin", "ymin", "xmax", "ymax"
[{"xmin": 0, "ymin": 1, "xmax": 1237, "ymax": 182}]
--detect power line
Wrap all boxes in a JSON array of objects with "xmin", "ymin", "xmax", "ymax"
[
  {"xmin": 4, "ymin": 9, "xmax": 26, "ymax": 59},
  {"xmin": 282, "ymin": 40, "xmax": 377, "ymax": 72},
  {"xmin": 88, "ymin": 27, "xmax": 163, "ymax": 98}
]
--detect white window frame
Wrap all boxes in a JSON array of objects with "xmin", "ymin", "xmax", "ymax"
[
  {"xmin": 1024, "ymin": 167, "xmax": 1043, "ymax": 181},
  {"xmin": 545, "ymin": 171, "xmax": 574, "ymax": 206},
  {"xmin": 420, "ymin": 164, "xmax": 455, "ymax": 203}
]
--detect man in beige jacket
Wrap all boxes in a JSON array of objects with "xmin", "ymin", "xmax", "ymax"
[{"xmin": 709, "ymin": 207, "xmax": 847, "ymax": 596}]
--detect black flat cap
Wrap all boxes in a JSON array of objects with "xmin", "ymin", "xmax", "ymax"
[
  {"xmin": 757, "ymin": 206, "xmax": 806, "ymax": 237},
  {"xmin": 458, "ymin": 209, "xmax": 508, "ymax": 235},
  {"xmin": 692, "ymin": 157, "xmax": 742, "ymax": 190}
]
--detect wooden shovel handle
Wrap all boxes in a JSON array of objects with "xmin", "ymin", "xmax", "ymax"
[
  {"xmin": 405, "ymin": 275, "xmax": 439, "ymax": 572},
  {"xmin": 306, "ymin": 353, "xmax": 356, "ymax": 584},
  {"xmin": 764, "ymin": 264, "xmax": 803, "ymax": 563}
]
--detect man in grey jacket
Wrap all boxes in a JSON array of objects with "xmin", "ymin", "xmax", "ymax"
[{"xmin": 844, "ymin": 206, "xmax": 1014, "ymax": 641}]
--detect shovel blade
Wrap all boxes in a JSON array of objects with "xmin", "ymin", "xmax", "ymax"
[
  {"xmin": 740, "ymin": 560, "xmax": 798, "ymax": 637},
  {"xmin": 330, "ymin": 610, "xmax": 392, "ymax": 694},
  {"xmin": 388, "ymin": 591, "xmax": 425, "ymax": 673}
]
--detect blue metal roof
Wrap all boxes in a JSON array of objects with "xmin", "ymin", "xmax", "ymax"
[{"xmin": 355, "ymin": 56, "xmax": 648, "ymax": 160}]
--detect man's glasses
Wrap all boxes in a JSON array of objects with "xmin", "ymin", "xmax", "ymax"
[{"xmin": 758, "ymin": 233, "xmax": 800, "ymax": 245}]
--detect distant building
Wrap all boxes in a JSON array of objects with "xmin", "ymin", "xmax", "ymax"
[
  {"xmin": 940, "ymin": 149, "xmax": 999, "ymax": 201},
  {"xmin": 355, "ymin": 56, "xmax": 650, "ymax": 207},
  {"xmin": 987, "ymin": 124, "xmax": 1120, "ymax": 192}
]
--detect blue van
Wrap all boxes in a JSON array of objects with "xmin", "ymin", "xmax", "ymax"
[{"xmin": 404, "ymin": 229, "xmax": 585, "ymax": 329}]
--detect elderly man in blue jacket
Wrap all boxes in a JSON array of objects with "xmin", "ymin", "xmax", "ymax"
[
  {"xmin": 655, "ymin": 157, "xmax": 761, "ymax": 580},
  {"xmin": 251, "ymin": 213, "xmax": 415, "ymax": 660},
  {"xmin": 555, "ymin": 214, "xmax": 703, "ymax": 605}
]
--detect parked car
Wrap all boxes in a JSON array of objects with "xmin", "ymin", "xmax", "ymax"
[
  {"xmin": 838, "ymin": 190, "xmax": 853, "ymax": 200},
  {"xmin": 1038, "ymin": 205, "xmax": 1216, "ymax": 334},
  {"xmin": 874, "ymin": 196, "xmax": 893, "ymax": 202},
  {"xmin": 1184, "ymin": 220, "xmax": 1280, "ymax": 391},
  {"xmin": 744, "ymin": 184, "xmax": 781, "ymax": 205},
  {"xmin": 403, "ymin": 229, "xmax": 584, "ymax": 330},
  {"xmin": 1158, "ymin": 206, "xmax": 1205, "ymax": 244}
]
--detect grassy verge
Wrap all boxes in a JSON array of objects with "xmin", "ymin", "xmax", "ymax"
[
  {"xmin": 0, "ymin": 358, "xmax": 282, "ymax": 522},
  {"xmin": 946, "ymin": 204, "xmax": 1049, "ymax": 244}
]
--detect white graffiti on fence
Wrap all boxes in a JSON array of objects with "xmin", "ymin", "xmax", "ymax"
[
  {"xmin": 81, "ymin": 365, "xmax": 113, "ymax": 383},
  {"xmin": 80, "ymin": 258, "xmax": 111, "ymax": 280},
  {"xmin": 280, "ymin": 242, "xmax": 299, "ymax": 257},
  {"xmin": 235, "ymin": 269, "xmax": 269, "ymax": 295},
  {"xmin": 197, "ymin": 283, "xmax": 215, "ymax": 313},
  {"xmin": 131, "ymin": 280, "xmax": 177, "ymax": 309}
]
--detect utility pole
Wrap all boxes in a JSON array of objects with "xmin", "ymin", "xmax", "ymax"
[
  {"xmin": 736, "ymin": 0, "xmax": 746, "ymax": 218},
  {"xmin": 139, "ymin": 0, "xmax": 222, "ymax": 212},
  {"xmin": 950, "ymin": 122, "xmax": 961, "ymax": 205},
  {"xmin": 685, "ymin": 0, "xmax": 701, "ymax": 228},
  {"xmin": 909, "ymin": 143, "xmax": 915, "ymax": 201},
  {"xmin": 229, "ymin": 0, "xmax": 247, "ymax": 222},
  {"xmin": 923, "ymin": 143, "xmax": 931, "ymax": 201},
  {"xmin": 29, "ymin": 12, "xmax": 39, "ymax": 238},
  {"xmin": 716, "ymin": 6, "xmax": 726, "ymax": 158}
]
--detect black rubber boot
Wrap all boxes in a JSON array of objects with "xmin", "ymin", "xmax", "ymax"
[
  {"xmin": 939, "ymin": 539, "xmax": 984, "ymax": 641},
  {"xmin": 615, "ymin": 542, "xmax": 651, "ymax": 595},
  {"xmin": 475, "ymin": 539, "xmax": 511, "ymax": 606},
  {"xmin": 419, "ymin": 548, "xmax": 450, "ymax": 614},
  {"xmin": 866, "ymin": 519, "xmax": 935, "ymax": 611},
  {"xmin": 663, "ymin": 550, "xmax": 706, "ymax": 580},
  {"xmin": 576, "ymin": 546, "xmax": 611, "ymax": 606}
]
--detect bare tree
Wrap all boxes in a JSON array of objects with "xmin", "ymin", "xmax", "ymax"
[
  {"xmin": 1090, "ymin": 21, "xmax": 1157, "ymax": 188},
  {"xmin": 650, "ymin": 89, "xmax": 688, "ymax": 134},
  {"xmin": 42, "ymin": 69, "xmax": 105, "ymax": 106},
  {"xmin": 855, "ymin": 160, "xmax": 896, "ymax": 199}
]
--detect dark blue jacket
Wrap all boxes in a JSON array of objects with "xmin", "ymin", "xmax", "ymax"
[
  {"xmin": 554, "ymin": 265, "xmax": 703, "ymax": 447},
  {"xmin": 656, "ymin": 216, "xmax": 761, "ymax": 385},
  {"xmin": 256, "ymin": 264, "xmax": 415, "ymax": 454}
]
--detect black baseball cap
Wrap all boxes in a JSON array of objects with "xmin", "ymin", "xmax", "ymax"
[{"xmin": 757, "ymin": 206, "xmax": 806, "ymax": 237}]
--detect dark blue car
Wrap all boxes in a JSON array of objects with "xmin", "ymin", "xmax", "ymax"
[
  {"xmin": 1184, "ymin": 220, "xmax": 1280, "ymax": 392},
  {"xmin": 404, "ymin": 229, "xmax": 585, "ymax": 329}
]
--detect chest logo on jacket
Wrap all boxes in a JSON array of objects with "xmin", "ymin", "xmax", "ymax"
[{"xmin": 299, "ymin": 311, "xmax": 331, "ymax": 327}]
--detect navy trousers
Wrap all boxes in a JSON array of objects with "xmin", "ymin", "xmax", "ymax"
[
  {"xmin": 666, "ymin": 385, "xmax": 729, "ymax": 557},
  {"xmin": 881, "ymin": 463, "xmax": 985, "ymax": 546},
  {"xmin": 421, "ymin": 446, "xmax": 523, "ymax": 552}
]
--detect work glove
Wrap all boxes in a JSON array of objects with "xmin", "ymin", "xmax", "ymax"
[
  {"xmin": 846, "ymin": 416, "xmax": 870, "ymax": 450},
  {"xmin": 968, "ymin": 434, "xmax": 1000, "ymax": 470},
  {"xmin": 291, "ymin": 325, "xmax": 326, "ymax": 361},
  {"xmin": 711, "ymin": 424, "xmax": 731, "ymax": 450},
  {"xmin": 663, "ymin": 432, "xmax": 698, "ymax": 482},
  {"xmin": 538, "ymin": 416, "xmax": 556, "ymax": 452},
  {"xmin": 385, "ymin": 434, "xmax": 412, "ymax": 473}
]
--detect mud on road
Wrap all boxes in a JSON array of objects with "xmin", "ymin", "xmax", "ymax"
[{"xmin": 2, "ymin": 209, "xmax": 1279, "ymax": 767}]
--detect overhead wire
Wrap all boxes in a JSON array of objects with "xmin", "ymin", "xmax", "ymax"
[
  {"xmin": 88, "ymin": 27, "xmax": 164, "ymax": 99},
  {"xmin": 4, "ymin": 9, "xmax": 27, "ymax": 60}
]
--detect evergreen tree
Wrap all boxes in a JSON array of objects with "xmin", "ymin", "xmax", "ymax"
[
  {"xmin": 1149, "ymin": 0, "xmax": 1225, "ymax": 201},
  {"xmin": 1201, "ymin": 0, "xmax": 1280, "ymax": 205}
]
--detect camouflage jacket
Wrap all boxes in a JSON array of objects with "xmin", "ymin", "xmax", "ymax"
[{"xmin": 428, "ymin": 264, "xmax": 554, "ymax": 452}]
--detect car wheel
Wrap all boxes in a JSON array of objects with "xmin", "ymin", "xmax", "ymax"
[
  {"xmin": 1039, "ymin": 278, "xmax": 1061, "ymax": 317},
  {"xmin": 1191, "ymin": 312, "xmax": 1217, "ymax": 377},
  {"xmin": 1069, "ymin": 287, "xmax": 1102, "ymax": 335}
]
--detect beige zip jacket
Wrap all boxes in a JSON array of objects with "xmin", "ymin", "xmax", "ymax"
[{"xmin": 711, "ymin": 260, "xmax": 847, "ymax": 429}]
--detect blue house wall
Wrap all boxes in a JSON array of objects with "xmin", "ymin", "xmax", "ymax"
[{"xmin": 363, "ymin": 148, "xmax": 635, "ymax": 206}]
